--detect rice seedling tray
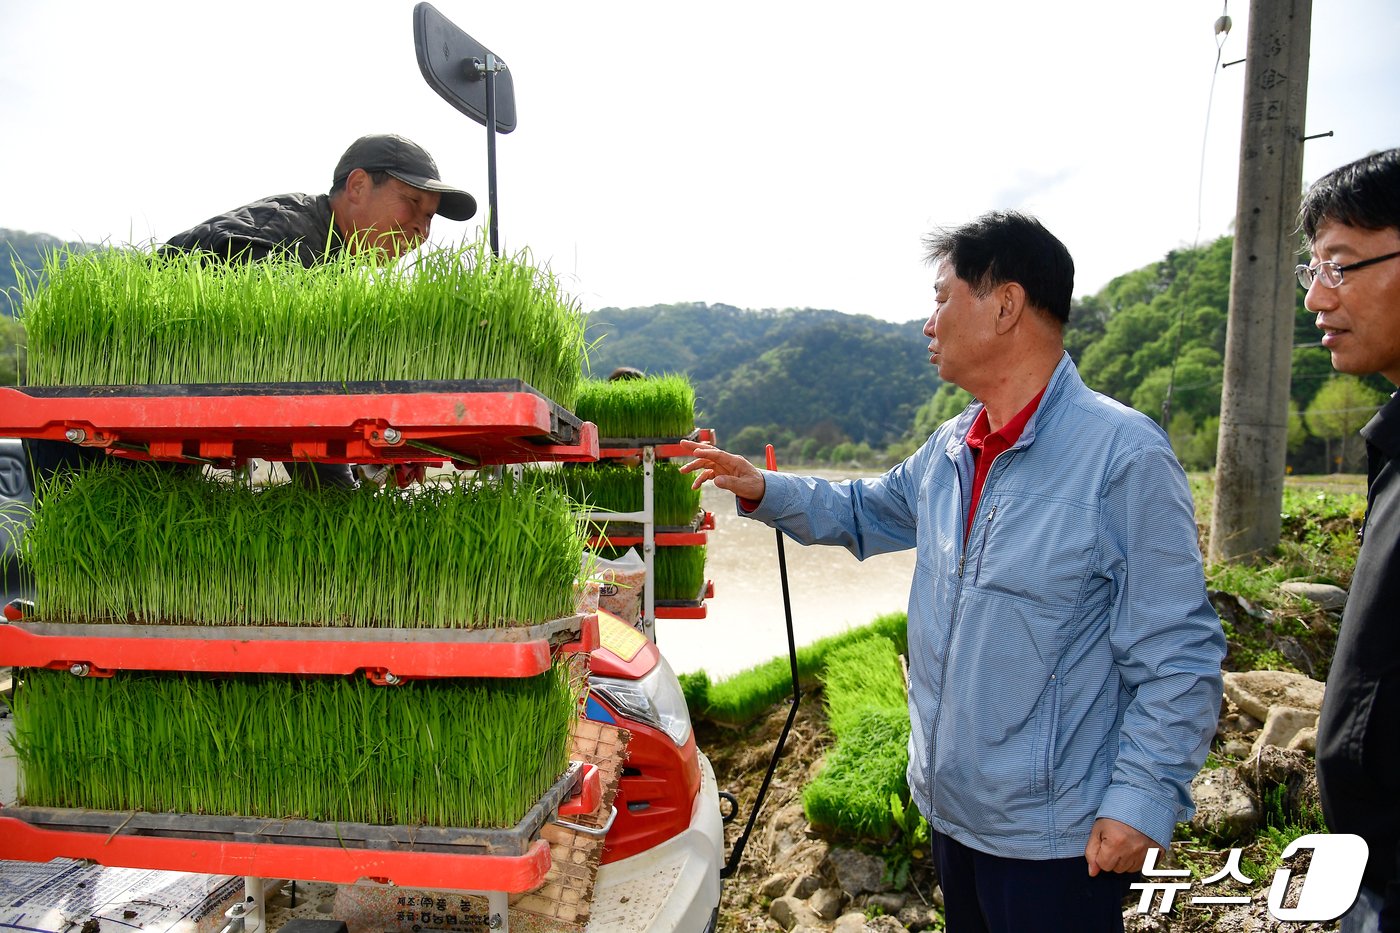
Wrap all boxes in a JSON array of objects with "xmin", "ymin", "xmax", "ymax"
[
  {"xmin": 0, "ymin": 613, "xmax": 599, "ymax": 680},
  {"xmin": 0, "ymin": 763, "xmax": 601, "ymax": 891},
  {"xmin": 0, "ymin": 380, "xmax": 599, "ymax": 466},
  {"xmin": 589, "ymin": 510, "xmax": 714, "ymax": 547},
  {"xmin": 654, "ymin": 580, "xmax": 714, "ymax": 620},
  {"xmin": 595, "ymin": 427, "xmax": 714, "ymax": 460}
]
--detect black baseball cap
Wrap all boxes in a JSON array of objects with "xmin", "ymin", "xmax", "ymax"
[{"xmin": 332, "ymin": 134, "xmax": 477, "ymax": 221}]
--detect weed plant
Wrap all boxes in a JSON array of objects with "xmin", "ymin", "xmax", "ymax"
[
  {"xmin": 21, "ymin": 463, "xmax": 585, "ymax": 628},
  {"xmin": 555, "ymin": 462, "xmax": 702, "ymax": 527},
  {"xmin": 19, "ymin": 240, "xmax": 587, "ymax": 407},
  {"xmin": 572, "ymin": 375, "xmax": 696, "ymax": 438},
  {"xmin": 11, "ymin": 663, "xmax": 579, "ymax": 828}
]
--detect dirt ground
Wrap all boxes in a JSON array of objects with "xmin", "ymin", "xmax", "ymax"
[{"xmin": 698, "ymin": 693, "xmax": 844, "ymax": 932}]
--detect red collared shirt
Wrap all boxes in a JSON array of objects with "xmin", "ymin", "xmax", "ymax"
[{"xmin": 964, "ymin": 387, "xmax": 1046, "ymax": 543}]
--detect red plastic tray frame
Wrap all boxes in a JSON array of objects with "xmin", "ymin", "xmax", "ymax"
[
  {"xmin": 0, "ymin": 818, "xmax": 553, "ymax": 890},
  {"xmin": 0, "ymin": 614, "xmax": 599, "ymax": 681},
  {"xmin": 0, "ymin": 382, "xmax": 598, "ymax": 466},
  {"xmin": 654, "ymin": 581, "xmax": 715, "ymax": 620},
  {"xmin": 594, "ymin": 427, "xmax": 714, "ymax": 461},
  {"xmin": 0, "ymin": 765, "xmax": 601, "ymax": 891},
  {"xmin": 589, "ymin": 511, "xmax": 714, "ymax": 549}
]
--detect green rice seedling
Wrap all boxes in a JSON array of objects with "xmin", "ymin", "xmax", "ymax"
[
  {"xmin": 802, "ymin": 635, "xmax": 909, "ymax": 839},
  {"xmin": 597, "ymin": 544, "xmax": 706, "ymax": 602},
  {"xmin": 801, "ymin": 707, "xmax": 909, "ymax": 840},
  {"xmin": 11, "ymin": 663, "xmax": 580, "ymax": 828},
  {"xmin": 18, "ymin": 238, "xmax": 588, "ymax": 407},
  {"xmin": 572, "ymin": 375, "xmax": 696, "ymax": 439},
  {"xmin": 821, "ymin": 637, "xmax": 906, "ymax": 738},
  {"xmin": 553, "ymin": 461, "xmax": 701, "ymax": 527},
  {"xmin": 21, "ymin": 464, "xmax": 586, "ymax": 628},
  {"xmin": 698, "ymin": 612, "xmax": 908, "ymax": 725},
  {"xmin": 651, "ymin": 545, "xmax": 707, "ymax": 601}
]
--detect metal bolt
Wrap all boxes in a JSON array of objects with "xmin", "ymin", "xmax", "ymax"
[
  {"xmin": 383, "ymin": 672, "xmax": 402, "ymax": 686},
  {"xmin": 68, "ymin": 663, "xmax": 90, "ymax": 677},
  {"xmin": 65, "ymin": 428, "xmax": 87, "ymax": 443},
  {"xmin": 382, "ymin": 427, "xmax": 403, "ymax": 445}
]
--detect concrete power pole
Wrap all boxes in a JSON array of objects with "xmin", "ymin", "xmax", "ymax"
[{"xmin": 1209, "ymin": 0, "xmax": 1313, "ymax": 563}]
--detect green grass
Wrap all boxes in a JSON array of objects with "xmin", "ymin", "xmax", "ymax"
[
  {"xmin": 1194, "ymin": 473, "xmax": 1364, "ymax": 679},
  {"xmin": 10, "ymin": 663, "xmax": 580, "ymax": 828},
  {"xmin": 18, "ymin": 239, "xmax": 588, "ymax": 407},
  {"xmin": 572, "ymin": 375, "xmax": 696, "ymax": 438},
  {"xmin": 21, "ymin": 464, "xmax": 586, "ymax": 628}
]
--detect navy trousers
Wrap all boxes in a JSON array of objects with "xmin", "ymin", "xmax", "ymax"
[{"xmin": 930, "ymin": 830, "xmax": 1134, "ymax": 933}]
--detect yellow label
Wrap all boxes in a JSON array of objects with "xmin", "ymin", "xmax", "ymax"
[{"xmin": 598, "ymin": 612, "xmax": 647, "ymax": 662}]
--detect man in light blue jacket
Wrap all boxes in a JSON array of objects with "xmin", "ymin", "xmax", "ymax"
[{"xmin": 682, "ymin": 211, "xmax": 1225, "ymax": 933}]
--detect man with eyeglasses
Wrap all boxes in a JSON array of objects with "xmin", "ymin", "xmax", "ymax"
[{"xmin": 1302, "ymin": 146, "xmax": 1400, "ymax": 933}]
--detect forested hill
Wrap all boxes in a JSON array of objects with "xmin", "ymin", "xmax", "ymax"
[{"xmin": 585, "ymin": 304, "xmax": 941, "ymax": 453}]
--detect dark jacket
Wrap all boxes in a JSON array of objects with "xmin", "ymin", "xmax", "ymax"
[
  {"xmin": 155, "ymin": 192, "xmax": 355, "ymax": 488},
  {"xmin": 162, "ymin": 193, "xmax": 344, "ymax": 267},
  {"xmin": 1317, "ymin": 390, "xmax": 1400, "ymax": 915}
]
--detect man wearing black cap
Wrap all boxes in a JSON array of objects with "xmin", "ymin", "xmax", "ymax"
[{"xmin": 164, "ymin": 133, "xmax": 476, "ymax": 265}]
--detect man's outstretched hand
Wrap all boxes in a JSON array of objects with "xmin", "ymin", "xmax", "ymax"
[{"xmin": 677, "ymin": 439, "xmax": 767, "ymax": 502}]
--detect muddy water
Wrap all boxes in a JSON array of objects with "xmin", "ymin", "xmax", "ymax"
[{"xmin": 654, "ymin": 469, "xmax": 918, "ymax": 680}]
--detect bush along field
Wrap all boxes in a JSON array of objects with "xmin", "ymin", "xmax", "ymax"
[{"xmin": 695, "ymin": 476, "xmax": 1364, "ymax": 932}]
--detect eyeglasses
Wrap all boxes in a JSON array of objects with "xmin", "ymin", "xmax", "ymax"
[{"xmin": 1295, "ymin": 249, "xmax": 1400, "ymax": 290}]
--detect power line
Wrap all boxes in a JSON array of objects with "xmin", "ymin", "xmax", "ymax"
[{"xmin": 1163, "ymin": 4, "xmax": 1233, "ymax": 429}]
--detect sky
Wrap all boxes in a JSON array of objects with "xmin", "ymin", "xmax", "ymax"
[{"xmin": 2, "ymin": 1, "xmax": 1397, "ymax": 325}]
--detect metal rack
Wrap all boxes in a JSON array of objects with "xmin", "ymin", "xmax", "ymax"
[
  {"xmin": 583, "ymin": 429, "xmax": 716, "ymax": 640},
  {"xmin": 0, "ymin": 383, "xmax": 608, "ymax": 933}
]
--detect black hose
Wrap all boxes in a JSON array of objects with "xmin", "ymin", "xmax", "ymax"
[{"xmin": 721, "ymin": 446, "xmax": 801, "ymax": 879}]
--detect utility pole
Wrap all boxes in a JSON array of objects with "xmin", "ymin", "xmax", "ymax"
[{"xmin": 1209, "ymin": 0, "xmax": 1312, "ymax": 563}]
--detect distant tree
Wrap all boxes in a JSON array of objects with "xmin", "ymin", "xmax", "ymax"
[
  {"xmin": 1130, "ymin": 346, "xmax": 1224, "ymax": 427},
  {"xmin": 1182, "ymin": 417, "xmax": 1221, "ymax": 472},
  {"xmin": 727, "ymin": 424, "xmax": 792, "ymax": 457},
  {"xmin": 1305, "ymin": 375, "xmax": 1388, "ymax": 472},
  {"xmin": 1064, "ymin": 294, "xmax": 1109, "ymax": 363},
  {"xmin": 910, "ymin": 383, "xmax": 974, "ymax": 438},
  {"xmin": 1286, "ymin": 399, "xmax": 1309, "ymax": 453},
  {"xmin": 1166, "ymin": 412, "xmax": 1197, "ymax": 463},
  {"xmin": 1290, "ymin": 345, "xmax": 1336, "ymax": 408}
]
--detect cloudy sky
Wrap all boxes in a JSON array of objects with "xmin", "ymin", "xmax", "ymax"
[{"xmin": 2, "ymin": 0, "xmax": 1396, "ymax": 324}]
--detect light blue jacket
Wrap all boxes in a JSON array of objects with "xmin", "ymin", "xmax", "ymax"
[{"xmin": 743, "ymin": 354, "xmax": 1225, "ymax": 859}]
